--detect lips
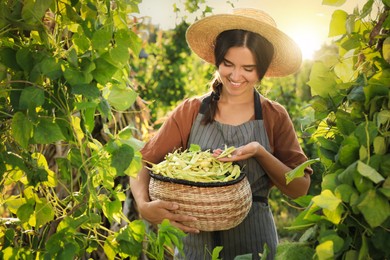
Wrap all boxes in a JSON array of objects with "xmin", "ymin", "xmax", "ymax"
[{"xmin": 229, "ymin": 79, "xmax": 244, "ymax": 87}]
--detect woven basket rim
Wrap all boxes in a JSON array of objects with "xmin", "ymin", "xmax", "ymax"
[{"xmin": 148, "ymin": 170, "xmax": 246, "ymax": 187}]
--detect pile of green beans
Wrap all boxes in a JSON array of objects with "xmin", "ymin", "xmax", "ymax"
[{"xmin": 147, "ymin": 145, "xmax": 240, "ymax": 183}]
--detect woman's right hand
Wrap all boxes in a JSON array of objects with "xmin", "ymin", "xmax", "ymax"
[{"xmin": 138, "ymin": 199, "xmax": 200, "ymax": 234}]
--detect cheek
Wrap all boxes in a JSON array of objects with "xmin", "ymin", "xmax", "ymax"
[{"xmin": 218, "ymin": 65, "xmax": 230, "ymax": 77}]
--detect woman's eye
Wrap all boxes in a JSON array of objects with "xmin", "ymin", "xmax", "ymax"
[
  {"xmin": 223, "ymin": 61, "xmax": 233, "ymax": 67},
  {"xmin": 244, "ymin": 68, "xmax": 255, "ymax": 72}
]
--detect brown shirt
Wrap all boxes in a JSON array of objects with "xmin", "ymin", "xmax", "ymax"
[{"xmin": 141, "ymin": 94, "xmax": 312, "ymax": 174}]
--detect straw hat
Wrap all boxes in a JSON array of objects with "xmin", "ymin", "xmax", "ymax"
[{"xmin": 186, "ymin": 8, "xmax": 302, "ymax": 77}]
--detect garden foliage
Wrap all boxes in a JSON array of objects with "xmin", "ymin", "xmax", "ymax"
[{"xmin": 284, "ymin": 0, "xmax": 390, "ymax": 259}]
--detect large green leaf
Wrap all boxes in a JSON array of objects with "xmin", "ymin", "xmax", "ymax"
[
  {"xmin": 64, "ymin": 66, "xmax": 93, "ymax": 86},
  {"xmin": 334, "ymin": 49, "xmax": 358, "ymax": 82},
  {"xmin": 19, "ymin": 86, "xmax": 45, "ymax": 110},
  {"xmin": 35, "ymin": 198, "xmax": 55, "ymax": 228},
  {"xmin": 336, "ymin": 110, "xmax": 356, "ymax": 136},
  {"xmin": 16, "ymin": 201, "xmax": 35, "ymax": 223},
  {"xmin": 329, "ymin": 10, "xmax": 348, "ymax": 37},
  {"xmin": 91, "ymin": 56, "xmax": 118, "ymax": 85},
  {"xmin": 357, "ymin": 161, "xmax": 385, "ymax": 183},
  {"xmin": 307, "ymin": 62, "xmax": 338, "ymax": 98},
  {"xmin": 33, "ymin": 118, "xmax": 65, "ymax": 144},
  {"xmin": 92, "ymin": 27, "xmax": 113, "ymax": 51},
  {"xmin": 16, "ymin": 48, "xmax": 34, "ymax": 72},
  {"xmin": 102, "ymin": 198, "xmax": 122, "ymax": 223},
  {"xmin": 107, "ymin": 85, "xmax": 138, "ymax": 111},
  {"xmin": 357, "ymin": 190, "xmax": 390, "ymax": 228},
  {"xmin": 115, "ymin": 222, "xmax": 145, "ymax": 256},
  {"xmin": 337, "ymin": 135, "xmax": 359, "ymax": 167},
  {"xmin": 312, "ymin": 189, "xmax": 341, "ymax": 211},
  {"xmin": 40, "ymin": 56, "xmax": 63, "ymax": 80},
  {"xmin": 12, "ymin": 112, "xmax": 33, "ymax": 149},
  {"xmin": 110, "ymin": 144, "xmax": 134, "ymax": 176}
]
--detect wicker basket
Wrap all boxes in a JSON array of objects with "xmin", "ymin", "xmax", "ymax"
[{"xmin": 149, "ymin": 171, "xmax": 252, "ymax": 232}]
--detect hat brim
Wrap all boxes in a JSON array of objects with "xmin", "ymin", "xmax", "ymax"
[{"xmin": 186, "ymin": 13, "xmax": 302, "ymax": 77}]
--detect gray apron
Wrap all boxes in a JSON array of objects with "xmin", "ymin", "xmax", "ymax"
[{"xmin": 176, "ymin": 91, "xmax": 278, "ymax": 260}]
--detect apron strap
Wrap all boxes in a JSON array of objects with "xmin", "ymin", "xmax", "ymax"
[{"xmin": 200, "ymin": 90, "xmax": 263, "ymax": 119}]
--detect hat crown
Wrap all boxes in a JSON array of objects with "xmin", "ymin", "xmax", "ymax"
[{"xmin": 232, "ymin": 8, "xmax": 277, "ymax": 28}]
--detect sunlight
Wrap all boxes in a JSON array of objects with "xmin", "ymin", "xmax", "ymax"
[{"xmin": 290, "ymin": 31, "xmax": 324, "ymax": 60}]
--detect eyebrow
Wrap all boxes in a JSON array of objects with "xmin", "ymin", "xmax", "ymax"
[{"xmin": 223, "ymin": 58, "xmax": 257, "ymax": 69}]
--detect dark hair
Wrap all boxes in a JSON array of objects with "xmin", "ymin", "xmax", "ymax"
[{"xmin": 202, "ymin": 29, "xmax": 275, "ymax": 124}]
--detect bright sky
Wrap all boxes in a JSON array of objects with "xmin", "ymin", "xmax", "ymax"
[{"xmin": 138, "ymin": 0, "xmax": 366, "ymax": 60}]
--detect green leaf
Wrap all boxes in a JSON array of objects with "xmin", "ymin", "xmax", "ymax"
[
  {"xmin": 71, "ymin": 83, "xmax": 100, "ymax": 99},
  {"xmin": 12, "ymin": 112, "xmax": 32, "ymax": 149},
  {"xmin": 92, "ymin": 27, "xmax": 113, "ymax": 50},
  {"xmin": 377, "ymin": 110, "xmax": 390, "ymax": 128},
  {"xmin": 116, "ymin": 222, "xmax": 145, "ymax": 256},
  {"xmin": 335, "ymin": 184, "xmax": 358, "ymax": 203},
  {"xmin": 275, "ymin": 242, "xmax": 315, "ymax": 260},
  {"xmin": 102, "ymin": 198, "xmax": 122, "ymax": 223},
  {"xmin": 338, "ymin": 135, "xmax": 359, "ymax": 167},
  {"xmin": 40, "ymin": 56, "xmax": 63, "ymax": 80},
  {"xmin": 92, "ymin": 56, "xmax": 118, "ymax": 85},
  {"xmin": 212, "ymin": 246, "xmax": 223, "ymax": 259},
  {"xmin": 319, "ymin": 231, "xmax": 345, "ymax": 253},
  {"xmin": 323, "ymin": 204, "xmax": 344, "ymax": 224},
  {"xmin": 322, "ymin": 0, "xmax": 347, "ymax": 6},
  {"xmin": 373, "ymin": 136, "xmax": 387, "ymax": 155},
  {"xmin": 35, "ymin": 198, "xmax": 55, "ymax": 228},
  {"xmin": 316, "ymin": 240, "xmax": 334, "ymax": 260},
  {"xmin": 72, "ymin": 34, "xmax": 91, "ymax": 53},
  {"xmin": 357, "ymin": 161, "xmax": 384, "ymax": 184},
  {"xmin": 336, "ymin": 110, "xmax": 356, "ymax": 136},
  {"xmin": 58, "ymin": 242, "xmax": 78, "ymax": 259},
  {"xmin": 321, "ymin": 173, "xmax": 339, "ymax": 192},
  {"xmin": 334, "ymin": 49, "xmax": 358, "ymax": 82},
  {"xmin": 27, "ymin": 168, "xmax": 48, "ymax": 187},
  {"xmin": 357, "ymin": 190, "xmax": 390, "ymax": 228},
  {"xmin": 33, "ymin": 118, "xmax": 65, "ymax": 144},
  {"xmin": 312, "ymin": 189, "xmax": 341, "ymax": 211},
  {"xmin": 107, "ymin": 86, "xmax": 138, "ymax": 111},
  {"xmin": 0, "ymin": 47, "xmax": 21, "ymax": 70},
  {"xmin": 354, "ymin": 121, "xmax": 378, "ymax": 147},
  {"xmin": 64, "ymin": 66, "xmax": 93, "ymax": 86},
  {"xmin": 19, "ymin": 86, "xmax": 45, "ymax": 110},
  {"xmin": 16, "ymin": 48, "xmax": 34, "ymax": 72},
  {"xmin": 16, "ymin": 202, "xmax": 34, "ymax": 223},
  {"xmin": 286, "ymin": 158, "xmax": 319, "ymax": 184},
  {"xmin": 307, "ymin": 62, "xmax": 338, "ymax": 98},
  {"xmin": 111, "ymin": 144, "xmax": 134, "ymax": 176},
  {"xmin": 329, "ymin": 10, "xmax": 348, "ymax": 37}
]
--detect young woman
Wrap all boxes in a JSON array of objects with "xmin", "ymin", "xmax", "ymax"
[{"xmin": 130, "ymin": 8, "xmax": 312, "ymax": 259}]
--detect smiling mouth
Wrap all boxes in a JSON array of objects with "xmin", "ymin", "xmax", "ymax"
[{"xmin": 229, "ymin": 80, "xmax": 243, "ymax": 87}]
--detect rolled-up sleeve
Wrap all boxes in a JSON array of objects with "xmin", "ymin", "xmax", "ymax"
[{"xmin": 141, "ymin": 98, "xmax": 201, "ymax": 164}]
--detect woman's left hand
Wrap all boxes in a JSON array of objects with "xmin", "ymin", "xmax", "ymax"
[{"xmin": 213, "ymin": 142, "xmax": 263, "ymax": 162}]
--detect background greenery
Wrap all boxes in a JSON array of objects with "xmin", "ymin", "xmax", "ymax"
[{"xmin": 0, "ymin": 0, "xmax": 389, "ymax": 259}]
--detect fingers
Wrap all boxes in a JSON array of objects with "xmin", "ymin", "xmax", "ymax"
[
  {"xmin": 150, "ymin": 200, "xmax": 200, "ymax": 233},
  {"xmin": 171, "ymin": 221, "xmax": 200, "ymax": 234}
]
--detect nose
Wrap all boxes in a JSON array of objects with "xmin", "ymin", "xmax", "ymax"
[{"xmin": 229, "ymin": 67, "xmax": 242, "ymax": 81}]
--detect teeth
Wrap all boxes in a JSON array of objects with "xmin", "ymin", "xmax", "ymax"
[{"xmin": 230, "ymin": 80, "xmax": 241, "ymax": 86}]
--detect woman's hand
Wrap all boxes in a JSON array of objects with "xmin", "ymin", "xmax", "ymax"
[
  {"xmin": 138, "ymin": 199, "xmax": 200, "ymax": 234},
  {"xmin": 213, "ymin": 142, "xmax": 263, "ymax": 162}
]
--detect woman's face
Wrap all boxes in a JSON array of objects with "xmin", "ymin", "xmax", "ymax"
[{"xmin": 218, "ymin": 46, "xmax": 259, "ymax": 97}]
